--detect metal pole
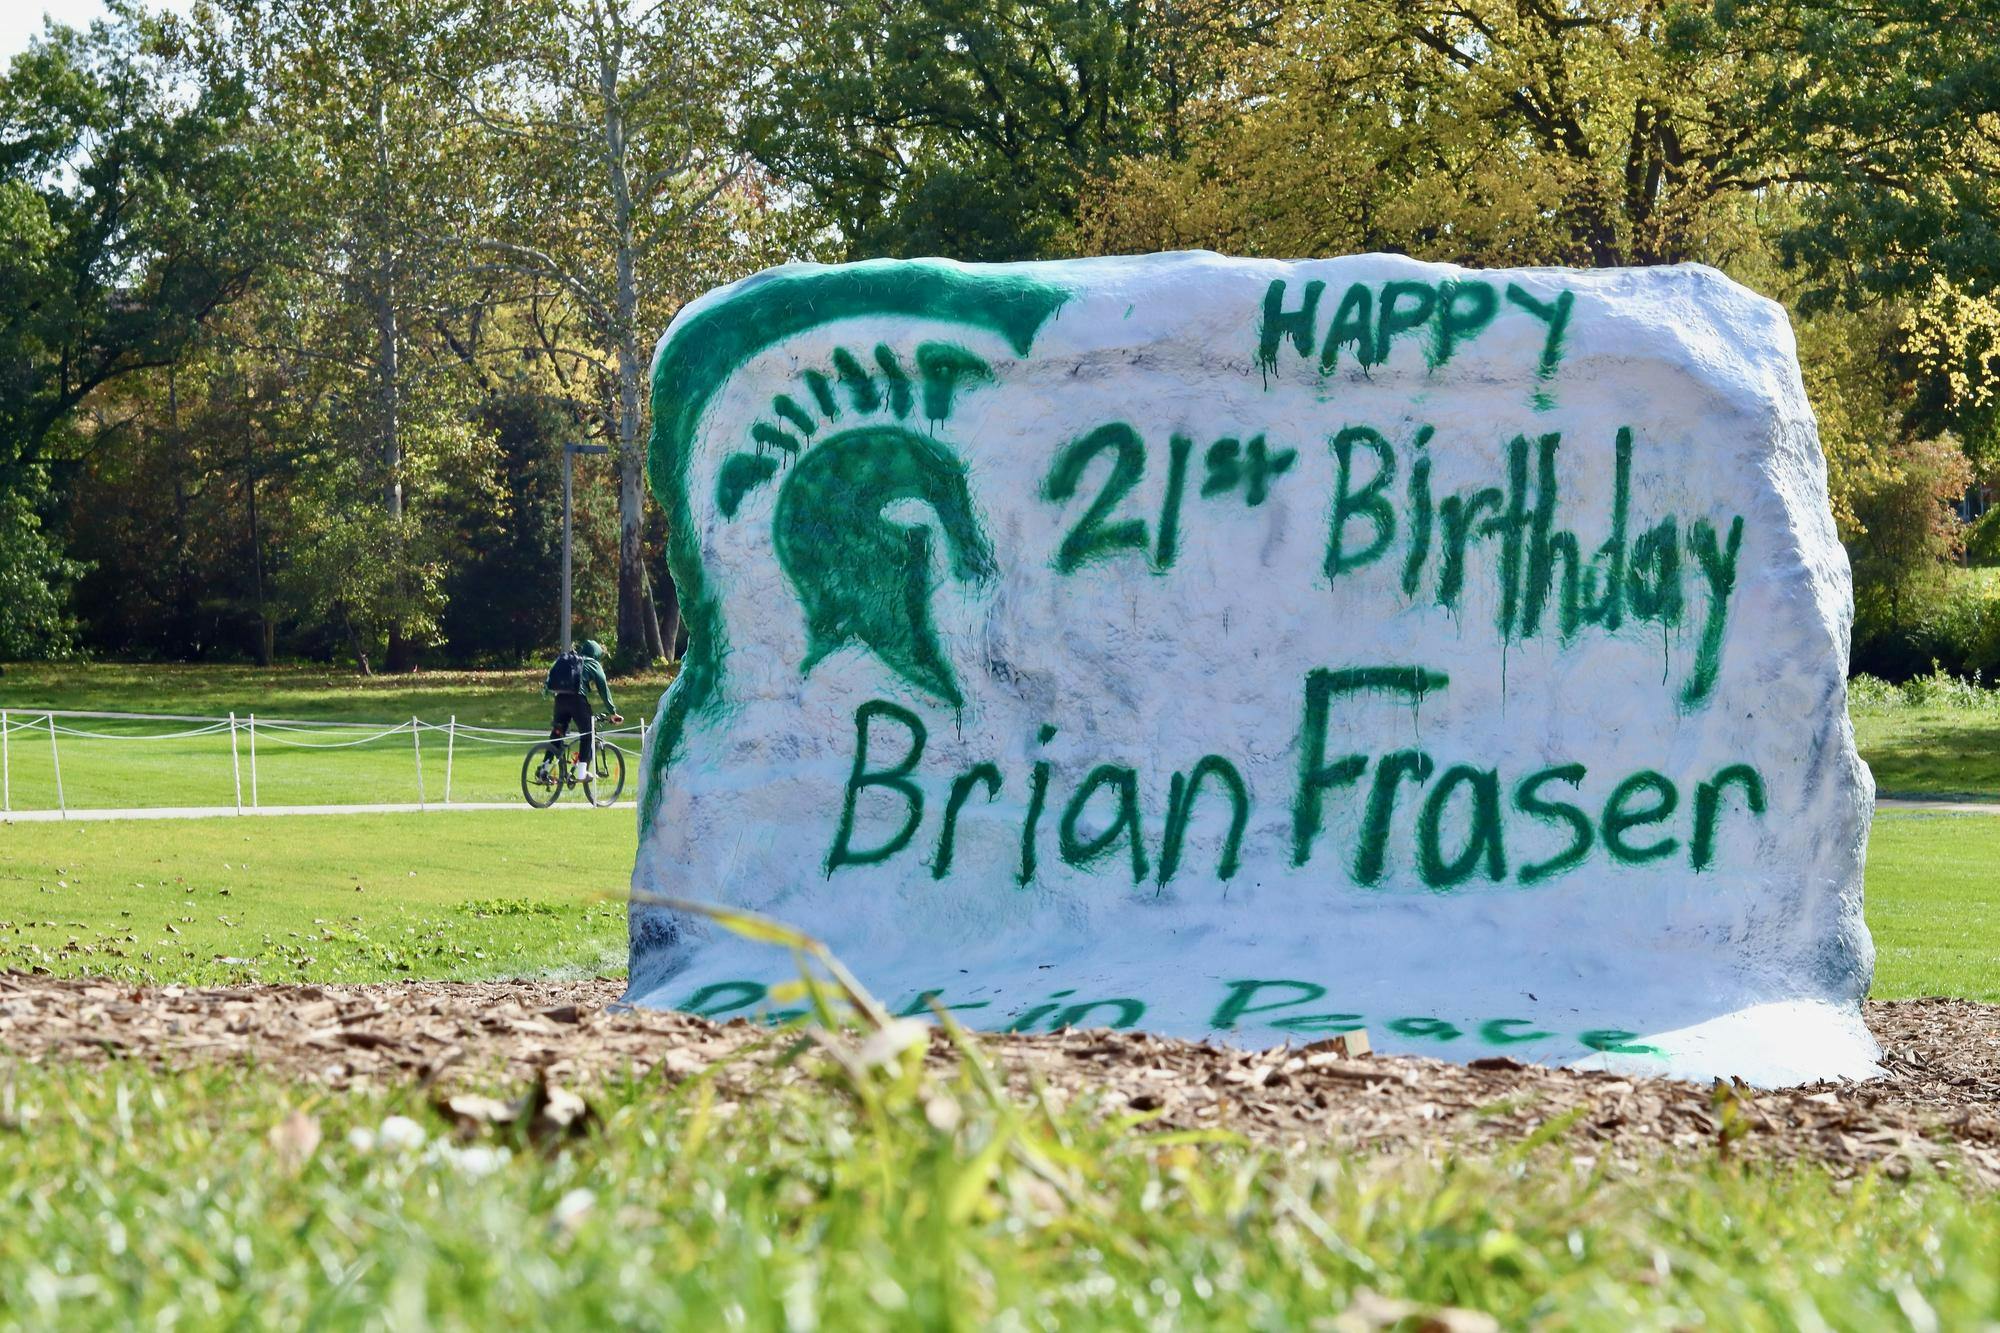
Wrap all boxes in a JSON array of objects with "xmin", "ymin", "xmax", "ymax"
[
  {"xmin": 562, "ymin": 445, "xmax": 574, "ymax": 654},
  {"xmin": 444, "ymin": 715, "xmax": 455, "ymax": 804},
  {"xmin": 229, "ymin": 712, "xmax": 243, "ymax": 813},
  {"xmin": 638, "ymin": 714, "xmax": 649, "ymax": 803},
  {"xmin": 248, "ymin": 714, "xmax": 259, "ymax": 808},
  {"xmin": 413, "ymin": 717, "xmax": 425, "ymax": 809},
  {"xmin": 48, "ymin": 713, "xmax": 64, "ymax": 819},
  {"xmin": 2, "ymin": 709, "xmax": 10, "ymax": 814}
]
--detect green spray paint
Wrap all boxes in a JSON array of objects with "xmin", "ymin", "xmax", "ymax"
[
  {"xmin": 644, "ymin": 261, "xmax": 1069, "ymax": 833},
  {"xmin": 1602, "ymin": 770, "xmax": 1680, "ymax": 865},
  {"xmin": 1044, "ymin": 422, "xmax": 1149, "ymax": 572},
  {"xmin": 1291, "ymin": 666, "xmax": 1448, "ymax": 867},
  {"xmin": 678, "ymin": 974, "xmax": 1667, "ymax": 1060},
  {"xmin": 827, "ymin": 700, "xmax": 928, "ymax": 872},
  {"xmin": 773, "ymin": 421, "xmax": 996, "ymax": 708},
  {"xmin": 1058, "ymin": 763, "xmax": 1149, "ymax": 883},
  {"xmin": 1692, "ymin": 764, "xmax": 1766, "ymax": 871},
  {"xmin": 934, "ymin": 763, "xmax": 1003, "ymax": 880},
  {"xmin": 1158, "ymin": 755, "xmax": 1250, "ymax": 885},
  {"xmin": 1513, "ymin": 764, "xmax": 1593, "ymax": 884}
]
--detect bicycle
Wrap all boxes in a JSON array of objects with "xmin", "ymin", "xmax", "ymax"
[{"xmin": 522, "ymin": 713, "xmax": 626, "ymax": 808}]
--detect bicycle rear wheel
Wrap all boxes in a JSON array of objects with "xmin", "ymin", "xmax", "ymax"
[
  {"xmin": 522, "ymin": 742, "xmax": 565, "ymax": 808},
  {"xmin": 586, "ymin": 742, "xmax": 626, "ymax": 806}
]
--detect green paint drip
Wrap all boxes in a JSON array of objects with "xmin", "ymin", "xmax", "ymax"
[
  {"xmin": 643, "ymin": 262, "xmax": 1069, "ymax": 833},
  {"xmin": 873, "ymin": 344, "xmax": 914, "ymax": 418},
  {"xmin": 750, "ymin": 422, "xmax": 801, "ymax": 455},
  {"xmin": 772, "ymin": 394, "xmax": 817, "ymax": 437},
  {"xmin": 803, "ymin": 369, "xmax": 839, "ymax": 419},
  {"xmin": 832, "ymin": 346, "xmax": 880, "ymax": 412}
]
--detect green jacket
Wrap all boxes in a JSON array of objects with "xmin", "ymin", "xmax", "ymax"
[{"xmin": 546, "ymin": 647, "xmax": 616, "ymax": 712}]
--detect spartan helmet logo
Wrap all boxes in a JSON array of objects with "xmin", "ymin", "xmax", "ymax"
[{"xmin": 714, "ymin": 342, "xmax": 998, "ymax": 708}]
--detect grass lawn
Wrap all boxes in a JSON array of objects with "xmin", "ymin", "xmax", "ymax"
[
  {"xmin": 0, "ymin": 663, "xmax": 676, "ymax": 812},
  {"xmin": 1863, "ymin": 812, "xmax": 2000, "ymax": 1002},
  {"xmin": 3, "ymin": 1055, "xmax": 1996, "ymax": 1330},
  {"xmin": 0, "ymin": 808, "xmax": 1990, "ymax": 1001},
  {"xmin": 0, "ymin": 810, "xmax": 634, "ymax": 986},
  {"xmin": 1851, "ymin": 705, "xmax": 2000, "ymax": 798}
]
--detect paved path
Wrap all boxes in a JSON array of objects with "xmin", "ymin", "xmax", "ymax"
[
  {"xmin": 1, "ymin": 800, "xmax": 633, "ymax": 823},
  {"xmin": 1875, "ymin": 797, "xmax": 2000, "ymax": 815}
]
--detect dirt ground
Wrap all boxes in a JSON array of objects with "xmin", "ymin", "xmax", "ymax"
[{"xmin": 3, "ymin": 973, "xmax": 1996, "ymax": 1185}]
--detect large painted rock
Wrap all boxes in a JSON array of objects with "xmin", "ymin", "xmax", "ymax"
[{"xmin": 626, "ymin": 252, "xmax": 1877, "ymax": 1086}]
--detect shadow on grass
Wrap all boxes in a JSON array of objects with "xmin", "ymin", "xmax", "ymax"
[{"xmin": 1855, "ymin": 708, "xmax": 2000, "ymax": 800}]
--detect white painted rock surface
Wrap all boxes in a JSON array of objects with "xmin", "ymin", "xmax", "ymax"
[{"xmin": 626, "ymin": 252, "xmax": 1877, "ymax": 1086}]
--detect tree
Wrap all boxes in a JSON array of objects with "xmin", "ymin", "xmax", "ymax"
[
  {"xmin": 465, "ymin": 0, "xmax": 788, "ymax": 669},
  {"xmin": 0, "ymin": 478, "xmax": 82, "ymax": 660},
  {"xmin": 741, "ymin": 0, "xmax": 1277, "ymax": 260},
  {"xmin": 213, "ymin": 0, "xmax": 513, "ymax": 670},
  {"xmin": 1075, "ymin": 0, "xmax": 1784, "ymax": 267},
  {"xmin": 0, "ymin": 3, "xmax": 283, "ymax": 657},
  {"xmin": 1713, "ymin": 1, "xmax": 2000, "ymax": 305}
]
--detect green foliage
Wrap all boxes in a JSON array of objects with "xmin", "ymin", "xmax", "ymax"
[
  {"xmin": 0, "ymin": 6, "xmax": 287, "ymax": 467},
  {"xmin": 0, "ymin": 5, "xmax": 291, "ymax": 661},
  {"xmin": 465, "ymin": 0, "xmax": 796, "ymax": 670},
  {"xmin": 1850, "ymin": 672, "xmax": 2000, "ymax": 806},
  {"xmin": 6, "ymin": 0, "xmax": 2000, "ymax": 679},
  {"xmin": 1073, "ymin": 1, "xmax": 1776, "ymax": 267},
  {"xmin": 1849, "ymin": 669, "xmax": 2000, "ymax": 714},
  {"xmin": 0, "ymin": 474, "xmax": 83, "ymax": 660},
  {"xmin": 1720, "ymin": 2, "xmax": 2000, "ymax": 307},
  {"xmin": 1849, "ymin": 440, "xmax": 1975, "ymax": 670},
  {"xmin": 743, "ymin": 0, "xmax": 1275, "ymax": 259}
]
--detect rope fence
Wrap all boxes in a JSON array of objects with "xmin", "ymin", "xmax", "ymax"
[{"xmin": 0, "ymin": 707, "xmax": 650, "ymax": 818}]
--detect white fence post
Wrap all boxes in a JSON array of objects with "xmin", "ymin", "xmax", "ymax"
[
  {"xmin": 2, "ymin": 708, "xmax": 10, "ymax": 814},
  {"xmin": 638, "ymin": 715, "xmax": 649, "ymax": 803},
  {"xmin": 248, "ymin": 714, "xmax": 259, "ymax": 808},
  {"xmin": 412, "ymin": 717, "xmax": 426, "ymax": 809},
  {"xmin": 444, "ymin": 716, "xmax": 455, "ymax": 805},
  {"xmin": 47, "ymin": 713, "xmax": 64, "ymax": 819},
  {"xmin": 229, "ymin": 712, "xmax": 243, "ymax": 813}
]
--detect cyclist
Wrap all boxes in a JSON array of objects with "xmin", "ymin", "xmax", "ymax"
[{"xmin": 544, "ymin": 638, "xmax": 622, "ymax": 783}]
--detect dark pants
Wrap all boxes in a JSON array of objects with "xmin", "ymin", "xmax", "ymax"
[{"xmin": 550, "ymin": 693, "xmax": 594, "ymax": 762}]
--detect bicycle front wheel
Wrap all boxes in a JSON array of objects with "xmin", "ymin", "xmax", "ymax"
[
  {"xmin": 587, "ymin": 742, "xmax": 626, "ymax": 806},
  {"xmin": 522, "ymin": 743, "xmax": 565, "ymax": 809}
]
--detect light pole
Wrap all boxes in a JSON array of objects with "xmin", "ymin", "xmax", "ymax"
[{"xmin": 562, "ymin": 442, "xmax": 610, "ymax": 652}]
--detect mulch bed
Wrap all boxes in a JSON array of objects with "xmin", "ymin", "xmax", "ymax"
[{"xmin": 2, "ymin": 973, "xmax": 1995, "ymax": 1185}]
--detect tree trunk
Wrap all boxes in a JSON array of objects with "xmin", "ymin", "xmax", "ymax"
[
  {"xmin": 345, "ymin": 613, "xmax": 373, "ymax": 677},
  {"xmin": 639, "ymin": 561, "xmax": 666, "ymax": 659},
  {"xmin": 656, "ymin": 564, "xmax": 683, "ymax": 662},
  {"xmin": 245, "ymin": 409, "xmax": 272, "ymax": 667},
  {"xmin": 374, "ymin": 93, "xmax": 418, "ymax": 674},
  {"xmin": 168, "ymin": 366, "xmax": 198, "ymax": 656},
  {"xmin": 376, "ymin": 266, "xmax": 419, "ymax": 674},
  {"xmin": 601, "ymin": 38, "xmax": 655, "ymax": 674}
]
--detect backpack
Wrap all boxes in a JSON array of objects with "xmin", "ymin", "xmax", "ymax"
[{"xmin": 546, "ymin": 650, "xmax": 584, "ymax": 695}]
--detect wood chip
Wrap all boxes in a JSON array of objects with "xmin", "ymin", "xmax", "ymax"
[{"xmin": 0, "ymin": 975, "xmax": 1994, "ymax": 1185}]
